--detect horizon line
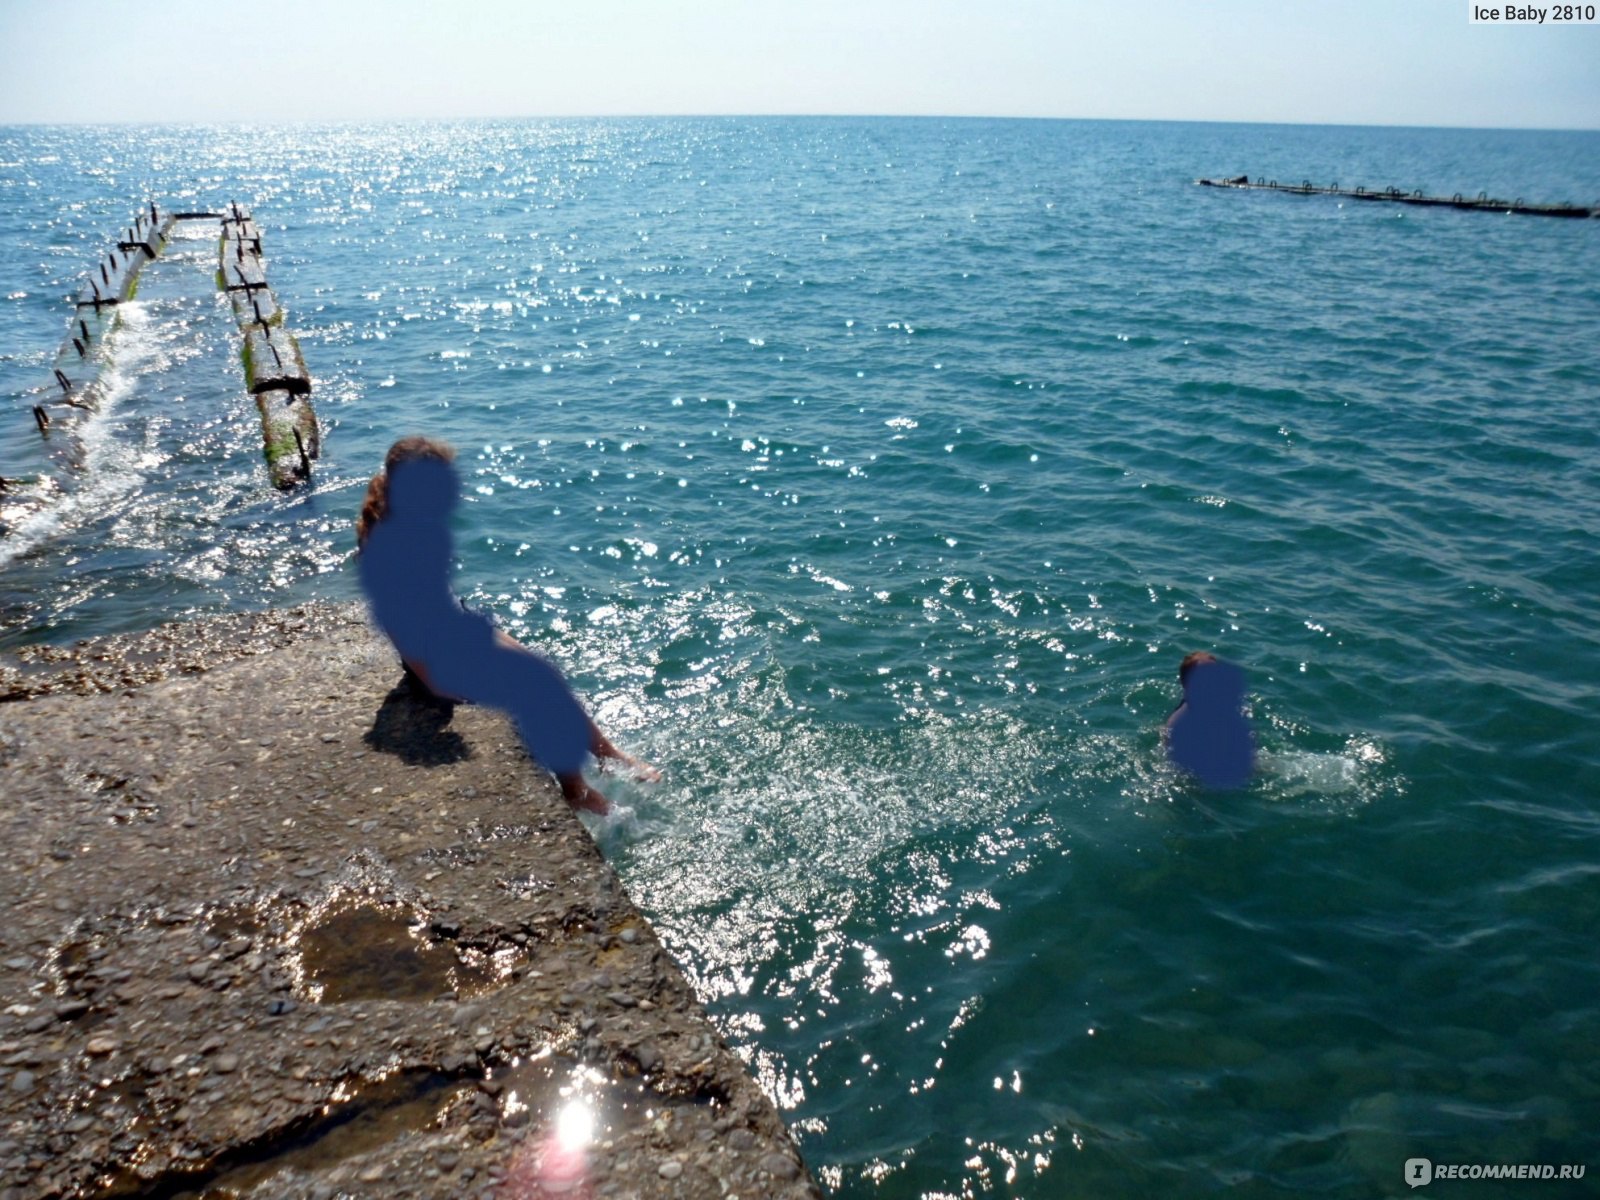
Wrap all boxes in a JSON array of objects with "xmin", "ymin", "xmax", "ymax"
[{"xmin": 2, "ymin": 113, "xmax": 1598, "ymax": 135}]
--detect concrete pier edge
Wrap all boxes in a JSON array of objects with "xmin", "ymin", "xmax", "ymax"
[{"xmin": 0, "ymin": 603, "xmax": 820, "ymax": 1199}]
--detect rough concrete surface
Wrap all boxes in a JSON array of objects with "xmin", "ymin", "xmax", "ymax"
[{"xmin": 0, "ymin": 604, "xmax": 820, "ymax": 1199}]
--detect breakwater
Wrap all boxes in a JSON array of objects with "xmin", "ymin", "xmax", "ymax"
[
  {"xmin": 1196, "ymin": 174, "xmax": 1596, "ymax": 218},
  {"xmin": 217, "ymin": 201, "xmax": 320, "ymax": 489},
  {"xmin": 0, "ymin": 604, "xmax": 820, "ymax": 1199},
  {"xmin": 28, "ymin": 206, "xmax": 171, "ymax": 452},
  {"xmin": 4, "ymin": 203, "xmax": 320, "ymax": 522}
]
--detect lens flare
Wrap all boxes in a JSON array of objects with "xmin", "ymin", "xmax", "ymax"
[{"xmin": 556, "ymin": 1098, "xmax": 594, "ymax": 1152}]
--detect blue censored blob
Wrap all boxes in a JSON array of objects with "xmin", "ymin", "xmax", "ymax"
[
  {"xmin": 358, "ymin": 456, "xmax": 591, "ymax": 776},
  {"xmin": 1167, "ymin": 658, "xmax": 1255, "ymax": 790}
]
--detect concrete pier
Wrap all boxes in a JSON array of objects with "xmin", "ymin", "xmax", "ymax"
[
  {"xmin": 0, "ymin": 604, "xmax": 820, "ymax": 1200},
  {"xmin": 115, "ymin": 208, "xmax": 174, "ymax": 259},
  {"xmin": 226, "ymin": 218, "xmax": 263, "ymax": 258},
  {"xmin": 72, "ymin": 240, "xmax": 150, "ymax": 310},
  {"xmin": 5, "ymin": 201, "xmax": 323, "ymax": 540}
]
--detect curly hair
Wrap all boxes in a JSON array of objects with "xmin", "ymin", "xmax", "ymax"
[{"xmin": 356, "ymin": 435, "xmax": 457, "ymax": 548}]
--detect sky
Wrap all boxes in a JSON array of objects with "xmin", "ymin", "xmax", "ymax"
[{"xmin": 0, "ymin": 0, "xmax": 1596, "ymax": 130}]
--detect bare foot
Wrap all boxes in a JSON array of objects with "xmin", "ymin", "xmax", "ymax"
[
  {"xmin": 589, "ymin": 729, "xmax": 661, "ymax": 782},
  {"xmin": 585, "ymin": 739, "xmax": 659, "ymax": 784},
  {"xmin": 626, "ymin": 755, "xmax": 662, "ymax": 783},
  {"xmin": 597, "ymin": 750, "xmax": 661, "ymax": 782},
  {"xmin": 559, "ymin": 773, "xmax": 610, "ymax": 815}
]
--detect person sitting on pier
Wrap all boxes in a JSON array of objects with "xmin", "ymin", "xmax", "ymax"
[
  {"xmin": 356, "ymin": 436, "xmax": 656, "ymax": 813},
  {"xmin": 1164, "ymin": 651, "xmax": 1254, "ymax": 789}
]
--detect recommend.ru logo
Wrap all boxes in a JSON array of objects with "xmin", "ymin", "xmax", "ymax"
[{"xmin": 1404, "ymin": 1157, "xmax": 1587, "ymax": 1186}]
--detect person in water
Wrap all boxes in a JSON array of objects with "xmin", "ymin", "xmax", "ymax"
[
  {"xmin": 357, "ymin": 436, "xmax": 656, "ymax": 814},
  {"xmin": 1165, "ymin": 651, "xmax": 1254, "ymax": 789}
]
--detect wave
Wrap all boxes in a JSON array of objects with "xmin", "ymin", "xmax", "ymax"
[{"xmin": 0, "ymin": 303, "xmax": 157, "ymax": 569}]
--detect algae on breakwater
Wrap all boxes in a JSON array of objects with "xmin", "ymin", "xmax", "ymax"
[{"xmin": 215, "ymin": 203, "xmax": 320, "ymax": 488}]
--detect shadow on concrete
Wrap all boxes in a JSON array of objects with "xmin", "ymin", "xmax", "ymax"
[{"xmin": 363, "ymin": 679, "xmax": 471, "ymax": 766}]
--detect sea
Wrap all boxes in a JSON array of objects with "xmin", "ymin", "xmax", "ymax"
[{"xmin": 2, "ymin": 118, "xmax": 1598, "ymax": 1197}]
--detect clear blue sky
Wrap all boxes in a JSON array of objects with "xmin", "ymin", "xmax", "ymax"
[{"xmin": 1, "ymin": 0, "xmax": 1595, "ymax": 129}]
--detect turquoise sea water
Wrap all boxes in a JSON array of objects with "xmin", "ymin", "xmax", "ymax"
[{"xmin": 3, "ymin": 119, "xmax": 1599, "ymax": 1197}]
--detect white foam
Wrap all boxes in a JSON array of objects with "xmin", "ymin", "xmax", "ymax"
[
  {"xmin": 0, "ymin": 302, "xmax": 157, "ymax": 568},
  {"xmin": 1259, "ymin": 748, "xmax": 1365, "ymax": 797}
]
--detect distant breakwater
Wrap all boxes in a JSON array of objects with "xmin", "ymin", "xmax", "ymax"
[{"xmin": 1197, "ymin": 174, "xmax": 1596, "ymax": 218}]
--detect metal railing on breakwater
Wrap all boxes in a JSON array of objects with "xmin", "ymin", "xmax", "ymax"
[{"xmin": 1196, "ymin": 175, "xmax": 1595, "ymax": 219}]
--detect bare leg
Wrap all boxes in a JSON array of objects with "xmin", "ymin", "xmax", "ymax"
[
  {"xmin": 459, "ymin": 628, "xmax": 656, "ymax": 784},
  {"xmin": 488, "ymin": 629, "xmax": 658, "ymax": 779},
  {"xmin": 402, "ymin": 657, "xmax": 466, "ymax": 703},
  {"xmin": 559, "ymin": 772, "xmax": 610, "ymax": 815}
]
